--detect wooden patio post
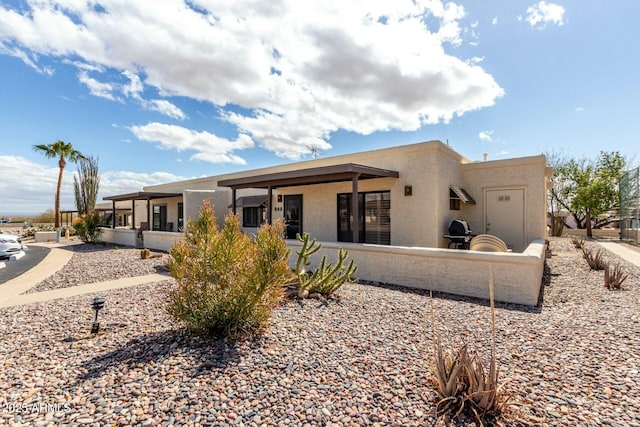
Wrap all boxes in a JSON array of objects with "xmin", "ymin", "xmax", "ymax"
[
  {"xmin": 111, "ymin": 200, "xmax": 116, "ymax": 229},
  {"xmin": 352, "ymin": 174, "xmax": 360, "ymax": 243},
  {"xmin": 131, "ymin": 199, "xmax": 136, "ymax": 229},
  {"xmin": 232, "ymin": 188, "xmax": 237, "ymax": 215},
  {"xmin": 267, "ymin": 186, "xmax": 273, "ymax": 225}
]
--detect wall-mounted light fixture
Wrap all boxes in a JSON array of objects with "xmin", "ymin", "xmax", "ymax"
[{"xmin": 404, "ymin": 185, "xmax": 413, "ymax": 196}]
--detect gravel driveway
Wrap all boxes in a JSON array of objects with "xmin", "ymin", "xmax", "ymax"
[{"xmin": 0, "ymin": 237, "xmax": 638, "ymax": 426}]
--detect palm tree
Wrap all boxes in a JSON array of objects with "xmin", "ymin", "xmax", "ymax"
[{"xmin": 33, "ymin": 140, "xmax": 86, "ymax": 228}]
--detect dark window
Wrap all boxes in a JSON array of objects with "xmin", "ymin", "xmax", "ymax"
[
  {"xmin": 449, "ymin": 189, "xmax": 461, "ymax": 210},
  {"xmin": 243, "ymin": 206, "xmax": 265, "ymax": 228},
  {"xmin": 337, "ymin": 191, "xmax": 390, "ymax": 245}
]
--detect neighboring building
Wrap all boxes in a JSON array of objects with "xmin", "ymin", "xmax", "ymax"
[{"xmin": 104, "ymin": 140, "xmax": 550, "ymax": 252}]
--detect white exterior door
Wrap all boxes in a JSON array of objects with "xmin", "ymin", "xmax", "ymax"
[{"xmin": 485, "ymin": 188, "xmax": 525, "ymax": 251}]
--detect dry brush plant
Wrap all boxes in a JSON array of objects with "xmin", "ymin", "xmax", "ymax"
[
  {"xmin": 581, "ymin": 246, "xmax": 607, "ymax": 270},
  {"xmin": 166, "ymin": 200, "xmax": 292, "ymax": 340},
  {"xmin": 293, "ymin": 232, "xmax": 357, "ymax": 298},
  {"xmin": 430, "ymin": 267, "xmax": 511, "ymax": 425},
  {"xmin": 571, "ymin": 236, "xmax": 585, "ymax": 249},
  {"xmin": 604, "ymin": 263, "xmax": 628, "ymax": 290}
]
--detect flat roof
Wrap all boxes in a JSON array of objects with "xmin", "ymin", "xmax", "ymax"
[
  {"xmin": 218, "ymin": 163, "xmax": 399, "ymax": 190},
  {"xmin": 103, "ymin": 191, "xmax": 182, "ymax": 202}
]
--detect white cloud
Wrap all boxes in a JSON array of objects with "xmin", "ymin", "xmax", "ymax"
[
  {"xmin": 144, "ymin": 99, "xmax": 187, "ymax": 120},
  {"xmin": 0, "ymin": 0, "xmax": 504, "ymax": 161},
  {"xmin": 100, "ymin": 170, "xmax": 190, "ymax": 197},
  {"xmin": 479, "ymin": 130, "xmax": 494, "ymax": 142},
  {"xmin": 130, "ymin": 122, "xmax": 254, "ymax": 164},
  {"xmin": 78, "ymin": 71, "xmax": 120, "ymax": 101},
  {"xmin": 524, "ymin": 1, "xmax": 565, "ymax": 29},
  {"xmin": 491, "ymin": 17, "xmax": 498, "ymax": 26},
  {"xmin": 467, "ymin": 56, "xmax": 485, "ymax": 65},
  {"xmin": 0, "ymin": 155, "xmax": 189, "ymax": 214},
  {"xmin": 122, "ymin": 70, "xmax": 144, "ymax": 99},
  {"xmin": 576, "ymin": 106, "xmax": 584, "ymax": 112}
]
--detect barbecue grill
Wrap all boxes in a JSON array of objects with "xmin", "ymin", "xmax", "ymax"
[{"xmin": 444, "ymin": 219, "xmax": 475, "ymax": 249}]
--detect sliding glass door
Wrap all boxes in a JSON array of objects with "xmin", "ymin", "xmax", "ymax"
[{"xmin": 337, "ymin": 191, "xmax": 390, "ymax": 245}]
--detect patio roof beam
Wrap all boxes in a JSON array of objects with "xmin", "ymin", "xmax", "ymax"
[
  {"xmin": 103, "ymin": 191, "xmax": 182, "ymax": 202},
  {"xmin": 217, "ymin": 163, "xmax": 399, "ymax": 190}
]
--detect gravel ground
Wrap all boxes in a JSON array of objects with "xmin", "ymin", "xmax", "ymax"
[
  {"xmin": 1, "ymin": 237, "xmax": 639, "ymax": 426},
  {"xmin": 24, "ymin": 244, "xmax": 169, "ymax": 294}
]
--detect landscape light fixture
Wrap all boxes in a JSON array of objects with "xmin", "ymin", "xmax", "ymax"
[{"xmin": 90, "ymin": 296, "xmax": 106, "ymax": 335}]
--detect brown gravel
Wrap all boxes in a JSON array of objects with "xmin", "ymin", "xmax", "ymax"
[
  {"xmin": 24, "ymin": 244, "xmax": 169, "ymax": 294},
  {"xmin": 0, "ymin": 237, "xmax": 639, "ymax": 426}
]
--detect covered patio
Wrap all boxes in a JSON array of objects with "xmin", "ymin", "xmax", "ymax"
[
  {"xmin": 103, "ymin": 191, "xmax": 182, "ymax": 231},
  {"xmin": 218, "ymin": 163, "xmax": 399, "ymax": 243}
]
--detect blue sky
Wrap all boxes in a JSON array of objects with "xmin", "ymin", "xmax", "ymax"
[{"xmin": 0, "ymin": 0, "xmax": 638, "ymax": 215}]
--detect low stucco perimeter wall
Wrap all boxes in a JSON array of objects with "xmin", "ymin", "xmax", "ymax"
[
  {"xmin": 100, "ymin": 228, "xmax": 138, "ymax": 247},
  {"xmin": 287, "ymin": 239, "xmax": 546, "ymax": 306},
  {"xmin": 142, "ymin": 231, "xmax": 184, "ymax": 252}
]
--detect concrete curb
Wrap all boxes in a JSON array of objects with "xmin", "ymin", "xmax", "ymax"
[
  {"xmin": 596, "ymin": 241, "xmax": 640, "ymax": 267},
  {"xmin": 0, "ymin": 273, "xmax": 171, "ymax": 308}
]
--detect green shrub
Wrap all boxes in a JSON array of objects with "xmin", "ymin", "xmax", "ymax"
[
  {"xmin": 294, "ymin": 232, "xmax": 357, "ymax": 297},
  {"xmin": 72, "ymin": 211, "xmax": 103, "ymax": 243},
  {"xmin": 166, "ymin": 200, "xmax": 291, "ymax": 340}
]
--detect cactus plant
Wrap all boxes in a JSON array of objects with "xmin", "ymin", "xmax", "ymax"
[{"xmin": 294, "ymin": 233, "xmax": 357, "ymax": 297}]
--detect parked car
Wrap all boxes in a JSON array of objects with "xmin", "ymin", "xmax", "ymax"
[{"xmin": 0, "ymin": 232, "xmax": 23, "ymax": 259}]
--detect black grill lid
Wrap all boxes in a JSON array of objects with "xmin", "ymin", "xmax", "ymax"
[{"xmin": 448, "ymin": 219, "xmax": 472, "ymax": 236}]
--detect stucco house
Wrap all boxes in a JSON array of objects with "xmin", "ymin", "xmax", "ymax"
[{"xmin": 102, "ymin": 140, "xmax": 552, "ymax": 306}]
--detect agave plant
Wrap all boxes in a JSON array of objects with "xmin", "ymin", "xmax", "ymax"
[
  {"xmin": 571, "ymin": 236, "xmax": 585, "ymax": 249},
  {"xmin": 463, "ymin": 268, "xmax": 510, "ymax": 421},
  {"xmin": 581, "ymin": 246, "xmax": 606, "ymax": 270},
  {"xmin": 429, "ymin": 267, "xmax": 511, "ymax": 425},
  {"xmin": 433, "ymin": 340, "xmax": 468, "ymax": 404},
  {"xmin": 604, "ymin": 263, "xmax": 628, "ymax": 290}
]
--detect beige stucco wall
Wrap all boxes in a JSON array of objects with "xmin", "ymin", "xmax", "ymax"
[
  {"xmin": 183, "ymin": 190, "xmax": 224, "ymax": 229},
  {"xmin": 461, "ymin": 155, "xmax": 549, "ymax": 246}
]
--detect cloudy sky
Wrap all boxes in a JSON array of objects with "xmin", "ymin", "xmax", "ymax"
[{"xmin": 0, "ymin": 0, "xmax": 637, "ymax": 215}]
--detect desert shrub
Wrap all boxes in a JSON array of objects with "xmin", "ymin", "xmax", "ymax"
[
  {"xmin": 72, "ymin": 211, "xmax": 103, "ymax": 243},
  {"xmin": 294, "ymin": 232, "xmax": 357, "ymax": 298},
  {"xmin": 430, "ymin": 268, "xmax": 510, "ymax": 424},
  {"xmin": 604, "ymin": 263, "xmax": 628, "ymax": 290},
  {"xmin": 581, "ymin": 246, "xmax": 606, "ymax": 270},
  {"xmin": 166, "ymin": 200, "xmax": 291, "ymax": 340}
]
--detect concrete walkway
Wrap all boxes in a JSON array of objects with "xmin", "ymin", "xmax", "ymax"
[
  {"xmin": 0, "ymin": 242, "xmax": 170, "ymax": 309},
  {"xmin": 596, "ymin": 241, "xmax": 640, "ymax": 267}
]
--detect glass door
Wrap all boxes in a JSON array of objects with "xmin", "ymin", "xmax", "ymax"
[
  {"xmin": 284, "ymin": 195, "xmax": 302, "ymax": 239},
  {"xmin": 152, "ymin": 205, "xmax": 167, "ymax": 231}
]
